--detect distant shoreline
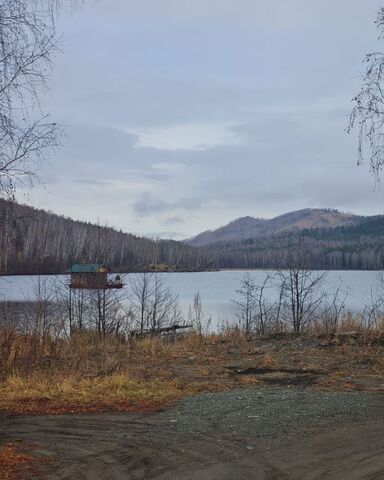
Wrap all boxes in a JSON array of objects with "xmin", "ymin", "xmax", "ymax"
[{"xmin": 1, "ymin": 267, "xmax": 383, "ymax": 277}]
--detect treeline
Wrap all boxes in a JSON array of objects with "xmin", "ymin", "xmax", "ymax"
[
  {"xmin": 0, "ymin": 200, "xmax": 216, "ymax": 274},
  {"xmin": 1, "ymin": 199, "xmax": 384, "ymax": 274},
  {"xmin": 208, "ymin": 217, "xmax": 384, "ymax": 270}
]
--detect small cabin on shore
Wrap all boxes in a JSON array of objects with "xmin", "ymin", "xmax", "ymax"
[{"xmin": 68, "ymin": 264, "xmax": 123, "ymax": 289}]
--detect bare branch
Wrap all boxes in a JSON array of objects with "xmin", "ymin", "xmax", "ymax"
[
  {"xmin": 0, "ymin": 0, "xmax": 62, "ymax": 198},
  {"xmin": 349, "ymin": 8, "xmax": 384, "ymax": 180}
]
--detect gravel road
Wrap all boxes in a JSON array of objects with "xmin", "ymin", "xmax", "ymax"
[{"xmin": 1, "ymin": 387, "xmax": 384, "ymax": 479}]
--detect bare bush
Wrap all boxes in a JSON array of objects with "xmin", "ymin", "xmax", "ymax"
[
  {"xmin": 188, "ymin": 291, "xmax": 211, "ymax": 335},
  {"xmin": 277, "ymin": 269, "xmax": 327, "ymax": 333},
  {"xmin": 130, "ymin": 273, "xmax": 183, "ymax": 334},
  {"xmin": 232, "ymin": 272, "xmax": 256, "ymax": 333},
  {"xmin": 311, "ymin": 280, "xmax": 350, "ymax": 335},
  {"xmin": 360, "ymin": 273, "xmax": 384, "ymax": 333},
  {"xmin": 232, "ymin": 272, "xmax": 282, "ymax": 335}
]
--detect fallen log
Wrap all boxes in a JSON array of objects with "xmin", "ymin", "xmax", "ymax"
[{"xmin": 129, "ymin": 324, "xmax": 192, "ymax": 338}]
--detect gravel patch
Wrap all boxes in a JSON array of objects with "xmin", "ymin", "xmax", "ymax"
[
  {"xmin": 160, "ymin": 387, "xmax": 383, "ymax": 440},
  {"xmin": 2, "ymin": 387, "xmax": 384, "ymax": 479}
]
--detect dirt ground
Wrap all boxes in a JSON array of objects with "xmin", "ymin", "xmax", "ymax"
[{"xmin": 1, "ymin": 386, "xmax": 384, "ymax": 480}]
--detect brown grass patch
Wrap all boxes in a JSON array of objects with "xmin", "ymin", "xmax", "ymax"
[
  {"xmin": 1, "ymin": 331, "xmax": 384, "ymax": 416},
  {"xmin": 0, "ymin": 373, "xmax": 194, "ymax": 415}
]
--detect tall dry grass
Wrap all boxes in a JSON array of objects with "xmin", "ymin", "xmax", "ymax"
[
  {"xmin": 2, "ymin": 312, "xmax": 384, "ymax": 380},
  {"xmin": 1, "ymin": 312, "xmax": 384, "ymax": 414}
]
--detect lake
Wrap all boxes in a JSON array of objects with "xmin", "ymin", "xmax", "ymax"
[{"xmin": 0, "ymin": 270, "xmax": 381, "ymax": 327}]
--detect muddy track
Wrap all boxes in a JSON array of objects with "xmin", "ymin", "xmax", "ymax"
[{"xmin": 1, "ymin": 387, "xmax": 384, "ymax": 479}]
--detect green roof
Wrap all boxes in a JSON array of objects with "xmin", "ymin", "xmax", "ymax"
[{"xmin": 68, "ymin": 264, "xmax": 109, "ymax": 273}]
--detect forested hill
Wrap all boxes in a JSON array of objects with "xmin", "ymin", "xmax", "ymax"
[
  {"xmin": 185, "ymin": 209, "xmax": 361, "ymax": 247},
  {"xmin": 0, "ymin": 200, "xmax": 214, "ymax": 274},
  {"xmin": 1, "ymin": 200, "xmax": 384, "ymax": 274},
  {"xmin": 203, "ymin": 215, "xmax": 384, "ymax": 270}
]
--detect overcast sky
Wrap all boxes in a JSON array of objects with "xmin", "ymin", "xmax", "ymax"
[{"xmin": 20, "ymin": 0, "xmax": 384, "ymax": 239}]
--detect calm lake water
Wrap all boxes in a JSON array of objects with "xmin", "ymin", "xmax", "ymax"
[{"xmin": 0, "ymin": 270, "xmax": 381, "ymax": 326}]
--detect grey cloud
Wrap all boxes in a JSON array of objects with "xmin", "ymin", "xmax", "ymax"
[
  {"xmin": 74, "ymin": 179, "xmax": 112, "ymax": 186},
  {"xmin": 28, "ymin": 0, "xmax": 384, "ymax": 237},
  {"xmin": 70, "ymin": 1, "xmax": 380, "ymax": 32},
  {"xmin": 133, "ymin": 193, "xmax": 202, "ymax": 217},
  {"xmin": 164, "ymin": 216, "xmax": 185, "ymax": 226},
  {"xmin": 44, "ymin": 124, "xmax": 175, "ymax": 181}
]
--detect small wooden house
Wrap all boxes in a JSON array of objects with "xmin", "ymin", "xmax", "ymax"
[{"xmin": 68, "ymin": 264, "xmax": 123, "ymax": 289}]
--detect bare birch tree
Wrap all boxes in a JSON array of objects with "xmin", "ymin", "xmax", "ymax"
[
  {"xmin": 130, "ymin": 272, "xmax": 154, "ymax": 333},
  {"xmin": 0, "ymin": 0, "xmax": 63, "ymax": 198},
  {"xmin": 349, "ymin": 8, "xmax": 384, "ymax": 179}
]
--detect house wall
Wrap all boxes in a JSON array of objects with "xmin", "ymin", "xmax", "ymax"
[{"xmin": 70, "ymin": 272, "xmax": 108, "ymax": 289}]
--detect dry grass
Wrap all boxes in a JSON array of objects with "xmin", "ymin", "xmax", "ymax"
[
  {"xmin": 1, "ymin": 327, "xmax": 384, "ymax": 415},
  {"xmin": 0, "ymin": 373, "xmax": 191, "ymax": 415}
]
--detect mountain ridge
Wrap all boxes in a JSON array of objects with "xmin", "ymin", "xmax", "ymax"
[{"xmin": 185, "ymin": 208, "xmax": 364, "ymax": 247}]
